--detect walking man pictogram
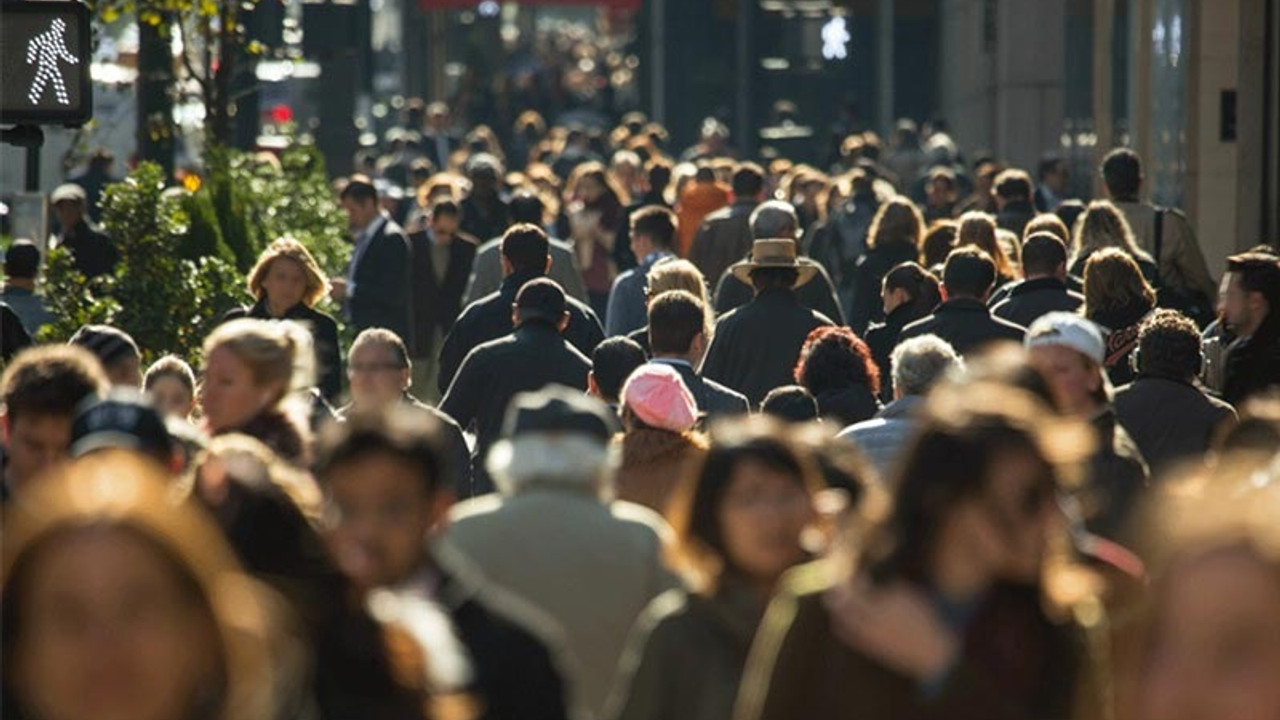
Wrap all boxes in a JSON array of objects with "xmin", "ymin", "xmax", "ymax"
[{"xmin": 26, "ymin": 18, "xmax": 78, "ymax": 106}]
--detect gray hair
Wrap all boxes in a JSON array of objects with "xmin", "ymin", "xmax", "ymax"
[
  {"xmin": 891, "ymin": 334, "xmax": 964, "ymax": 397},
  {"xmin": 749, "ymin": 200, "xmax": 799, "ymax": 240}
]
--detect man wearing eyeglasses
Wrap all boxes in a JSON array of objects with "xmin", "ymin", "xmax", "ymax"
[{"xmin": 338, "ymin": 328, "xmax": 474, "ymax": 497}]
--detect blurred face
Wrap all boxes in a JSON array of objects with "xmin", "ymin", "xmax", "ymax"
[
  {"xmin": 3, "ymin": 413, "xmax": 73, "ymax": 491},
  {"xmin": 347, "ymin": 343, "xmax": 409, "ymax": 408},
  {"xmin": 13, "ymin": 528, "xmax": 219, "ymax": 720},
  {"xmin": 341, "ymin": 196, "xmax": 379, "ymax": 232},
  {"xmin": 324, "ymin": 453, "xmax": 445, "ymax": 591},
  {"xmin": 1047, "ymin": 164, "xmax": 1070, "ymax": 194},
  {"xmin": 147, "ymin": 375, "xmax": 195, "ymax": 419},
  {"xmin": 717, "ymin": 458, "xmax": 815, "ymax": 586},
  {"xmin": 927, "ymin": 178, "xmax": 953, "ymax": 206},
  {"xmin": 1138, "ymin": 549, "xmax": 1280, "ymax": 720},
  {"xmin": 105, "ymin": 356, "xmax": 143, "ymax": 389},
  {"xmin": 200, "ymin": 346, "xmax": 275, "ymax": 433},
  {"xmin": 882, "ymin": 281, "xmax": 910, "ymax": 316},
  {"xmin": 430, "ymin": 212, "xmax": 460, "ymax": 239},
  {"xmin": 1029, "ymin": 345, "xmax": 1102, "ymax": 415},
  {"xmin": 1222, "ymin": 274, "xmax": 1266, "ymax": 336},
  {"xmin": 53, "ymin": 200, "xmax": 84, "ymax": 232},
  {"xmin": 579, "ymin": 176, "xmax": 606, "ymax": 203},
  {"xmin": 261, "ymin": 257, "xmax": 309, "ymax": 312}
]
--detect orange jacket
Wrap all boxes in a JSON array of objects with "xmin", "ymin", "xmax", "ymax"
[{"xmin": 676, "ymin": 181, "xmax": 731, "ymax": 257}]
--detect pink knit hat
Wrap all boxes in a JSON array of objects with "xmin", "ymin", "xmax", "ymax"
[{"xmin": 621, "ymin": 364, "xmax": 698, "ymax": 432}]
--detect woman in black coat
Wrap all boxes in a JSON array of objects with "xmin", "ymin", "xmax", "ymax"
[
  {"xmin": 226, "ymin": 238, "xmax": 343, "ymax": 402},
  {"xmin": 847, "ymin": 197, "xmax": 924, "ymax": 333}
]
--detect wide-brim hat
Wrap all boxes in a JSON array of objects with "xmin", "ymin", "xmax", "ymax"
[{"xmin": 731, "ymin": 238, "xmax": 818, "ymax": 288}]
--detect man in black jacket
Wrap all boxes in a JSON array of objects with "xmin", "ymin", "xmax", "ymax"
[
  {"xmin": 702, "ymin": 239, "xmax": 833, "ymax": 407},
  {"xmin": 992, "ymin": 232, "xmax": 1085, "ymax": 328},
  {"xmin": 899, "ymin": 247, "xmax": 1026, "ymax": 355},
  {"xmin": 410, "ymin": 198, "xmax": 479, "ymax": 395},
  {"xmin": 317, "ymin": 406, "xmax": 575, "ymax": 720},
  {"xmin": 646, "ymin": 289, "xmax": 748, "ymax": 418},
  {"xmin": 1221, "ymin": 252, "xmax": 1280, "ymax": 405},
  {"xmin": 441, "ymin": 279, "xmax": 592, "ymax": 493},
  {"xmin": 1114, "ymin": 310, "xmax": 1236, "ymax": 476},
  {"xmin": 438, "ymin": 224, "xmax": 603, "ymax": 395},
  {"xmin": 993, "ymin": 168, "xmax": 1037, "ymax": 239},
  {"xmin": 51, "ymin": 183, "xmax": 119, "ymax": 279},
  {"xmin": 336, "ymin": 176, "xmax": 413, "ymax": 343}
]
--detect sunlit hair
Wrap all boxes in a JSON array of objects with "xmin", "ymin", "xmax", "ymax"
[
  {"xmin": 1073, "ymin": 199, "xmax": 1143, "ymax": 261},
  {"xmin": 1, "ymin": 451, "xmax": 282, "ymax": 720},
  {"xmin": 1083, "ymin": 247, "xmax": 1156, "ymax": 317},
  {"xmin": 956, "ymin": 211, "xmax": 1013, "ymax": 278},
  {"xmin": 794, "ymin": 326, "xmax": 881, "ymax": 398},
  {"xmin": 920, "ymin": 220, "xmax": 958, "ymax": 268},
  {"xmin": 1024, "ymin": 213, "xmax": 1071, "ymax": 245},
  {"xmin": 144, "ymin": 354, "xmax": 197, "ymax": 395},
  {"xmin": 246, "ymin": 238, "xmax": 330, "ymax": 308},
  {"xmin": 866, "ymin": 196, "xmax": 925, "ymax": 255},
  {"xmin": 665, "ymin": 416, "xmax": 824, "ymax": 594},
  {"xmin": 203, "ymin": 318, "xmax": 314, "ymax": 402}
]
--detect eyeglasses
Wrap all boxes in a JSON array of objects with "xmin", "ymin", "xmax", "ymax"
[{"xmin": 349, "ymin": 362, "xmax": 406, "ymax": 374}]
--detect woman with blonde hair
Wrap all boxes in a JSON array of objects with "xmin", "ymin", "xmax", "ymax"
[
  {"xmin": 1070, "ymin": 200, "xmax": 1158, "ymax": 285},
  {"xmin": 201, "ymin": 318, "xmax": 314, "ymax": 465},
  {"xmin": 1083, "ymin": 247, "xmax": 1158, "ymax": 385},
  {"xmin": 226, "ymin": 238, "xmax": 342, "ymax": 402},
  {"xmin": 848, "ymin": 197, "xmax": 924, "ymax": 333},
  {"xmin": 627, "ymin": 258, "xmax": 712, "ymax": 353},
  {"xmin": 955, "ymin": 211, "xmax": 1016, "ymax": 288},
  {"xmin": 1, "ymin": 451, "xmax": 285, "ymax": 720}
]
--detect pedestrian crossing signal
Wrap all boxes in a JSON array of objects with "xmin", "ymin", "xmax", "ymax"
[{"xmin": 1, "ymin": 1, "xmax": 92, "ymax": 126}]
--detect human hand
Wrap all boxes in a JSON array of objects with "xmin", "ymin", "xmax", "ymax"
[{"xmin": 824, "ymin": 579, "xmax": 960, "ymax": 682}]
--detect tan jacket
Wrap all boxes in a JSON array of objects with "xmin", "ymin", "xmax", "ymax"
[{"xmin": 1115, "ymin": 201, "xmax": 1217, "ymax": 301}]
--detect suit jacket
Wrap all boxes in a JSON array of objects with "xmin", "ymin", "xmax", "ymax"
[
  {"xmin": 409, "ymin": 229, "xmax": 479, "ymax": 358},
  {"xmin": 702, "ymin": 289, "xmax": 833, "ymax": 407},
  {"xmin": 606, "ymin": 252, "xmax": 675, "ymax": 337},
  {"xmin": 713, "ymin": 258, "xmax": 846, "ymax": 325},
  {"xmin": 225, "ymin": 300, "xmax": 343, "ymax": 402},
  {"xmin": 338, "ymin": 395, "xmax": 475, "ymax": 498},
  {"xmin": 649, "ymin": 358, "xmax": 749, "ymax": 419},
  {"xmin": 439, "ymin": 322, "xmax": 592, "ymax": 493},
  {"xmin": 898, "ymin": 298, "xmax": 1026, "ymax": 356},
  {"xmin": 438, "ymin": 271, "xmax": 604, "ymax": 396},
  {"xmin": 990, "ymin": 277, "xmax": 1085, "ymax": 329},
  {"xmin": 1114, "ymin": 376, "xmax": 1236, "ymax": 477},
  {"xmin": 350, "ymin": 217, "xmax": 413, "ymax": 343}
]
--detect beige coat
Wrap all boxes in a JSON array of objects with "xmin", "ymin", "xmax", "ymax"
[
  {"xmin": 444, "ymin": 487, "xmax": 682, "ymax": 719},
  {"xmin": 1115, "ymin": 201, "xmax": 1217, "ymax": 301}
]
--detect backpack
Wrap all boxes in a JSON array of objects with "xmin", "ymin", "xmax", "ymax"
[{"xmin": 1152, "ymin": 208, "xmax": 1216, "ymax": 328}]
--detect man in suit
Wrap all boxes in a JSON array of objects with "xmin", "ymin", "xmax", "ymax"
[
  {"xmin": 688, "ymin": 162, "xmax": 764, "ymax": 286},
  {"xmin": 702, "ymin": 239, "xmax": 834, "ymax": 407},
  {"xmin": 438, "ymin": 224, "xmax": 603, "ymax": 395},
  {"xmin": 420, "ymin": 101, "xmax": 460, "ymax": 172},
  {"xmin": 992, "ymin": 232, "xmax": 1085, "ymax": 328},
  {"xmin": 440, "ymin": 279, "xmax": 592, "ymax": 495},
  {"xmin": 335, "ymin": 176, "xmax": 413, "ymax": 343},
  {"xmin": 899, "ymin": 247, "xmax": 1026, "ymax": 356},
  {"xmin": 647, "ymin": 289, "xmax": 748, "ymax": 418},
  {"xmin": 605, "ymin": 205, "xmax": 678, "ymax": 337},
  {"xmin": 409, "ymin": 197, "xmax": 479, "ymax": 397}
]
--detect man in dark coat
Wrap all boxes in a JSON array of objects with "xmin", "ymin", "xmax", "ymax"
[
  {"xmin": 1114, "ymin": 310, "xmax": 1236, "ymax": 477},
  {"xmin": 465, "ymin": 191, "xmax": 589, "ymax": 305},
  {"xmin": 688, "ymin": 163, "xmax": 764, "ymax": 286},
  {"xmin": 713, "ymin": 200, "xmax": 845, "ymax": 324},
  {"xmin": 1221, "ymin": 252, "xmax": 1280, "ymax": 405},
  {"xmin": 337, "ymin": 176, "xmax": 413, "ymax": 343},
  {"xmin": 702, "ymin": 239, "xmax": 833, "ymax": 407},
  {"xmin": 420, "ymin": 101, "xmax": 461, "ymax": 173},
  {"xmin": 440, "ymin": 279, "xmax": 592, "ymax": 494},
  {"xmin": 51, "ymin": 183, "xmax": 119, "ymax": 279},
  {"xmin": 409, "ymin": 198, "xmax": 479, "ymax": 369},
  {"xmin": 992, "ymin": 232, "xmax": 1085, "ymax": 328},
  {"xmin": 899, "ymin": 247, "xmax": 1026, "ymax": 356},
  {"xmin": 438, "ymin": 224, "xmax": 603, "ymax": 395},
  {"xmin": 605, "ymin": 205, "xmax": 678, "ymax": 337},
  {"xmin": 864, "ymin": 261, "xmax": 940, "ymax": 402},
  {"xmin": 647, "ymin": 289, "xmax": 749, "ymax": 418},
  {"xmin": 1027, "ymin": 312, "xmax": 1149, "ymax": 541},
  {"xmin": 316, "ymin": 405, "xmax": 576, "ymax": 720},
  {"xmin": 460, "ymin": 154, "xmax": 513, "ymax": 244}
]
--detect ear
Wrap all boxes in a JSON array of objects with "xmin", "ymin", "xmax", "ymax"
[
  {"xmin": 587, "ymin": 372, "xmax": 601, "ymax": 398},
  {"xmin": 427, "ymin": 489, "xmax": 456, "ymax": 531},
  {"xmin": 544, "ymin": 256, "xmax": 553, "ymax": 274},
  {"xmin": 939, "ymin": 283, "xmax": 951, "ymax": 302},
  {"xmin": 501, "ymin": 255, "xmax": 513, "ymax": 276},
  {"xmin": 1, "ymin": 411, "xmax": 10, "ymax": 446},
  {"xmin": 557, "ymin": 312, "xmax": 571, "ymax": 332}
]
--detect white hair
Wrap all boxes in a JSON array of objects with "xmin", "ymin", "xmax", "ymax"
[
  {"xmin": 891, "ymin": 334, "xmax": 964, "ymax": 397},
  {"xmin": 485, "ymin": 433, "xmax": 621, "ymax": 499}
]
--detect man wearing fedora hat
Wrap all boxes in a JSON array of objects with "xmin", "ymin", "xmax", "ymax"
[{"xmin": 701, "ymin": 238, "xmax": 834, "ymax": 407}]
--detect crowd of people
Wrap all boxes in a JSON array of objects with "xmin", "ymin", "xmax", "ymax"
[{"xmin": 3, "ymin": 104, "xmax": 1280, "ymax": 720}]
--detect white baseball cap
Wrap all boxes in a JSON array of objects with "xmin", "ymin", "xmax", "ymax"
[{"xmin": 1025, "ymin": 312, "xmax": 1106, "ymax": 365}]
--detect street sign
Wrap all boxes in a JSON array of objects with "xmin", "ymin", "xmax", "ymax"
[{"xmin": 0, "ymin": 1, "xmax": 93, "ymax": 126}]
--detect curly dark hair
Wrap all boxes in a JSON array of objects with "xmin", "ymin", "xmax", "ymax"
[
  {"xmin": 794, "ymin": 326, "xmax": 881, "ymax": 397},
  {"xmin": 1135, "ymin": 309, "xmax": 1202, "ymax": 380},
  {"xmin": 0, "ymin": 345, "xmax": 107, "ymax": 424}
]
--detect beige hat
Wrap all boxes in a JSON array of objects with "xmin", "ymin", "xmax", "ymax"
[
  {"xmin": 731, "ymin": 238, "xmax": 818, "ymax": 288},
  {"xmin": 50, "ymin": 183, "xmax": 87, "ymax": 205}
]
